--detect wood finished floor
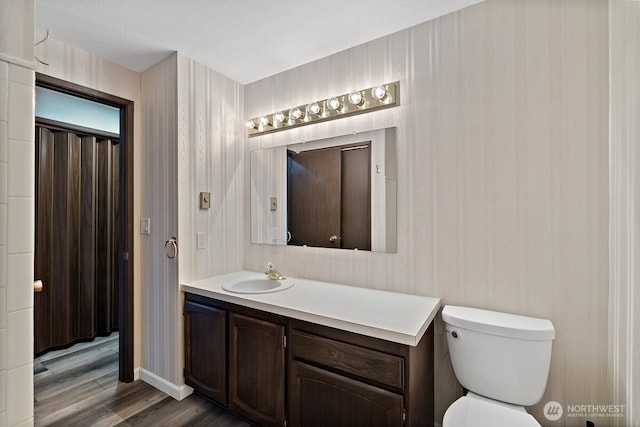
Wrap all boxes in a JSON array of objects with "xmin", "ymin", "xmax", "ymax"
[{"xmin": 34, "ymin": 333, "xmax": 250, "ymax": 427}]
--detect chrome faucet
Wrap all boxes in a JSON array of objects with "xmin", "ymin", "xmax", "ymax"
[{"xmin": 265, "ymin": 262, "xmax": 286, "ymax": 280}]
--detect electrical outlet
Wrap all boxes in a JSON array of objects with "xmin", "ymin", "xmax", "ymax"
[
  {"xmin": 270, "ymin": 196, "xmax": 277, "ymax": 211},
  {"xmin": 197, "ymin": 232, "xmax": 206, "ymax": 249},
  {"xmin": 271, "ymin": 227, "xmax": 280, "ymax": 242}
]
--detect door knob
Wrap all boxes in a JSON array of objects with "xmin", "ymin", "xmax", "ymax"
[
  {"xmin": 34, "ymin": 280, "xmax": 43, "ymax": 293},
  {"xmin": 329, "ymin": 235, "xmax": 340, "ymax": 243}
]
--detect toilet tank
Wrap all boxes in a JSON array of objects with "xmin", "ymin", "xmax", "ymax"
[{"xmin": 442, "ymin": 305, "xmax": 555, "ymax": 406}]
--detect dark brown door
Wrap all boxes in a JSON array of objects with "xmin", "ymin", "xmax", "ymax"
[
  {"xmin": 184, "ymin": 300, "xmax": 227, "ymax": 405},
  {"xmin": 36, "ymin": 73, "xmax": 135, "ymax": 383},
  {"xmin": 341, "ymin": 146, "xmax": 371, "ymax": 250},
  {"xmin": 287, "ymin": 147, "xmax": 341, "ymax": 248},
  {"xmin": 289, "ymin": 361, "xmax": 404, "ymax": 427},
  {"xmin": 228, "ymin": 313, "xmax": 285, "ymax": 427},
  {"xmin": 34, "ymin": 126, "xmax": 120, "ymax": 355},
  {"xmin": 287, "ymin": 143, "xmax": 371, "ymax": 249}
]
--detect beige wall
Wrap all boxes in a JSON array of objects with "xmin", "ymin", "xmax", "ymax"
[
  {"xmin": 245, "ymin": 1, "xmax": 610, "ymax": 425},
  {"xmin": 138, "ymin": 52, "xmax": 244, "ymax": 388},
  {"xmin": 175, "ymin": 52, "xmax": 245, "ymax": 389},
  {"xmin": 609, "ymin": 1, "xmax": 640, "ymax": 426},
  {"xmin": 3, "ymin": 1, "xmax": 634, "ymax": 426},
  {"xmin": 139, "ymin": 54, "xmax": 179, "ymax": 384},
  {"xmin": 176, "ymin": 53, "xmax": 245, "ymax": 282}
]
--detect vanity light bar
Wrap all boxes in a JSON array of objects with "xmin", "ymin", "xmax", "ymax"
[{"xmin": 246, "ymin": 82, "xmax": 399, "ymax": 137}]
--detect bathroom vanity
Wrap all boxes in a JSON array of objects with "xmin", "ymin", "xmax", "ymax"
[{"xmin": 181, "ymin": 271, "xmax": 440, "ymax": 427}]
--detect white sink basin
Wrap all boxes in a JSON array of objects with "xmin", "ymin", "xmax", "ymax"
[{"xmin": 222, "ymin": 278, "xmax": 295, "ymax": 294}]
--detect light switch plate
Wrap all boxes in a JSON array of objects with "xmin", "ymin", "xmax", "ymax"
[
  {"xmin": 200, "ymin": 192, "xmax": 211, "ymax": 209},
  {"xmin": 141, "ymin": 218, "xmax": 150, "ymax": 235},
  {"xmin": 197, "ymin": 232, "xmax": 206, "ymax": 249}
]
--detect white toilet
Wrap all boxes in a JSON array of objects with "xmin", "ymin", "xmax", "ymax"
[{"xmin": 441, "ymin": 305, "xmax": 555, "ymax": 427}]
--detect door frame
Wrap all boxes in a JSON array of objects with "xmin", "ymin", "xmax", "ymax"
[{"xmin": 35, "ymin": 73, "xmax": 135, "ymax": 382}]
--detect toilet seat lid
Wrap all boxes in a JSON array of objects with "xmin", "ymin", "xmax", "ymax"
[{"xmin": 443, "ymin": 394, "xmax": 540, "ymax": 427}]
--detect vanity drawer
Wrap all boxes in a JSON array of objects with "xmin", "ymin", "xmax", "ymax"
[{"xmin": 290, "ymin": 330, "xmax": 404, "ymax": 391}]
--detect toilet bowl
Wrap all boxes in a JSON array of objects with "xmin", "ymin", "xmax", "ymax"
[
  {"xmin": 443, "ymin": 392, "xmax": 540, "ymax": 427},
  {"xmin": 441, "ymin": 305, "xmax": 555, "ymax": 427}
]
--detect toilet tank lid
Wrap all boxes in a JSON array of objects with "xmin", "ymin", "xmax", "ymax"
[{"xmin": 442, "ymin": 305, "xmax": 555, "ymax": 341}]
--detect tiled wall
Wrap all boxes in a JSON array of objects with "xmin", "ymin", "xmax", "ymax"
[
  {"xmin": 245, "ymin": 1, "xmax": 609, "ymax": 425},
  {"xmin": 0, "ymin": 1, "xmax": 35, "ymax": 425},
  {"xmin": 1, "ymin": 63, "xmax": 35, "ymax": 427},
  {"xmin": 0, "ymin": 1, "xmax": 33, "ymax": 65}
]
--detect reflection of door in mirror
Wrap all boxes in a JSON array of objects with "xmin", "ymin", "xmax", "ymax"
[
  {"xmin": 287, "ymin": 143, "xmax": 371, "ymax": 250},
  {"xmin": 250, "ymin": 127, "xmax": 396, "ymax": 252}
]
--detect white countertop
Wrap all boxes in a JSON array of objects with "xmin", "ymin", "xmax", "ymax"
[{"xmin": 180, "ymin": 271, "xmax": 441, "ymax": 346}]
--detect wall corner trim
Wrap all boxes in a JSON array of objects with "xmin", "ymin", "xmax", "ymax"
[
  {"xmin": 0, "ymin": 53, "xmax": 35, "ymax": 70},
  {"xmin": 138, "ymin": 368, "xmax": 194, "ymax": 401}
]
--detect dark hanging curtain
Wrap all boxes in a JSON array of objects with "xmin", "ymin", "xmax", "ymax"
[{"xmin": 34, "ymin": 125, "xmax": 120, "ymax": 355}]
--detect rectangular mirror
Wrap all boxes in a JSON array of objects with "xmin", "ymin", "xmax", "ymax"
[{"xmin": 251, "ymin": 127, "xmax": 397, "ymax": 252}]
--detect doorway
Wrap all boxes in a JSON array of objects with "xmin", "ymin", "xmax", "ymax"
[
  {"xmin": 34, "ymin": 74, "xmax": 134, "ymax": 382},
  {"xmin": 34, "ymin": 124, "xmax": 120, "ymax": 354}
]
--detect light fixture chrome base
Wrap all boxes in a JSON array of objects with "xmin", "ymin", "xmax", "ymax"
[{"xmin": 247, "ymin": 82, "xmax": 399, "ymax": 137}]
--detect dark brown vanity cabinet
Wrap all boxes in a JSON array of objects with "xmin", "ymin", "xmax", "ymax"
[
  {"xmin": 288, "ymin": 321, "xmax": 433, "ymax": 427},
  {"xmin": 289, "ymin": 361, "xmax": 404, "ymax": 427},
  {"xmin": 184, "ymin": 293, "xmax": 434, "ymax": 427},
  {"xmin": 183, "ymin": 299, "xmax": 227, "ymax": 405},
  {"xmin": 229, "ymin": 312, "xmax": 286, "ymax": 427},
  {"xmin": 183, "ymin": 294, "xmax": 286, "ymax": 427}
]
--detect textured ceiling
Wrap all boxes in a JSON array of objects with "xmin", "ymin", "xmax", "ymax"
[{"xmin": 35, "ymin": 0, "xmax": 483, "ymax": 84}]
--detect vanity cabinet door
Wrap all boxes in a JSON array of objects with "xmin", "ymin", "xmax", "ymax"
[
  {"xmin": 228, "ymin": 312, "xmax": 286, "ymax": 427},
  {"xmin": 183, "ymin": 300, "xmax": 227, "ymax": 405},
  {"xmin": 289, "ymin": 361, "xmax": 404, "ymax": 427}
]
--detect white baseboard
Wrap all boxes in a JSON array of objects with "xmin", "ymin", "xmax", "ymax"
[{"xmin": 137, "ymin": 367, "xmax": 194, "ymax": 401}]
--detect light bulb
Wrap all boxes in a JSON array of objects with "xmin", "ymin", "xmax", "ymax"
[
  {"xmin": 307, "ymin": 102, "xmax": 322, "ymax": 115},
  {"xmin": 371, "ymin": 86, "xmax": 387, "ymax": 100},
  {"xmin": 259, "ymin": 116, "xmax": 270, "ymax": 127},
  {"xmin": 290, "ymin": 107, "xmax": 304, "ymax": 120},
  {"xmin": 246, "ymin": 120, "xmax": 257, "ymax": 129},
  {"xmin": 274, "ymin": 111, "xmax": 286, "ymax": 123},
  {"xmin": 348, "ymin": 91, "xmax": 364, "ymax": 106},
  {"xmin": 326, "ymin": 97, "xmax": 341, "ymax": 111}
]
